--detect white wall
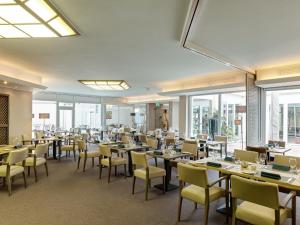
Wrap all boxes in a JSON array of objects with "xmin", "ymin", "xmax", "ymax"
[
  {"xmin": 0, "ymin": 87, "xmax": 32, "ymax": 144},
  {"xmin": 171, "ymin": 101, "xmax": 179, "ymax": 131}
]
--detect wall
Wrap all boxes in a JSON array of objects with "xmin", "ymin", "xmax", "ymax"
[
  {"xmin": 171, "ymin": 101, "xmax": 179, "ymax": 131},
  {"xmin": 0, "ymin": 87, "xmax": 32, "ymax": 144}
]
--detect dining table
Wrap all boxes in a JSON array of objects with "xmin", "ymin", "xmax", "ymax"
[
  {"xmin": 186, "ymin": 156, "xmax": 300, "ymax": 217},
  {"xmin": 110, "ymin": 144, "xmax": 149, "ymax": 176},
  {"xmin": 147, "ymin": 151, "xmax": 190, "ymax": 192},
  {"xmin": 198, "ymin": 139, "xmax": 226, "ymax": 157}
]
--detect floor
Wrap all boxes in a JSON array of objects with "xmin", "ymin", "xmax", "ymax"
[{"xmin": 0, "ymin": 146, "xmax": 299, "ymax": 225}]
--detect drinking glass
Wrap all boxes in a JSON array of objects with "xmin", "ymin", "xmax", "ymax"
[
  {"xmin": 289, "ymin": 158, "xmax": 297, "ymax": 174},
  {"xmin": 259, "ymin": 153, "xmax": 266, "ymax": 166}
]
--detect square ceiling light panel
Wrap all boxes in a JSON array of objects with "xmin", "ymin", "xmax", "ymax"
[{"xmin": 0, "ymin": 0, "xmax": 79, "ymax": 38}]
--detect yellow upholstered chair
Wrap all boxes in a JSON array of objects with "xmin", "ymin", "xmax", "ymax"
[
  {"xmin": 182, "ymin": 141, "xmax": 198, "ymax": 160},
  {"xmin": 231, "ymin": 175, "xmax": 296, "ymax": 225},
  {"xmin": 274, "ymin": 155, "xmax": 300, "ymax": 169},
  {"xmin": 131, "ymin": 151, "xmax": 166, "ymax": 201},
  {"xmin": 139, "ymin": 134, "xmax": 148, "ymax": 144},
  {"xmin": 0, "ymin": 148, "xmax": 28, "ymax": 196},
  {"xmin": 177, "ymin": 163, "xmax": 228, "ymax": 225},
  {"xmin": 22, "ymin": 143, "xmax": 49, "ymax": 182},
  {"xmin": 234, "ymin": 149, "xmax": 258, "ymax": 163},
  {"xmin": 59, "ymin": 135, "xmax": 80, "ymax": 161},
  {"xmin": 99, "ymin": 144, "xmax": 127, "ymax": 183},
  {"xmin": 121, "ymin": 135, "xmax": 132, "ymax": 144},
  {"xmin": 146, "ymin": 138, "xmax": 158, "ymax": 166},
  {"xmin": 164, "ymin": 137, "xmax": 175, "ymax": 148},
  {"xmin": 77, "ymin": 140, "xmax": 100, "ymax": 172}
]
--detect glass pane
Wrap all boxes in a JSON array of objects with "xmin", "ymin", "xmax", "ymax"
[
  {"xmin": 32, "ymin": 100, "xmax": 56, "ymax": 131},
  {"xmin": 59, "ymin": 110, "xmax": 72, "ymax": 131},
  {"xmin": 75, "ymin": 103, "xmax": 101, "ymax": 129},
  {"xmin": 59, "ymin": 102, "xmax": 73, "ymax": 107}
]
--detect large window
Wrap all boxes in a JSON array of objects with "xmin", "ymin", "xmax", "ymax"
[
  {"xmin": 32, "ymin": 100, "xmax": 56, "ymax": 131},
  {"xmin": 75, "ymin": 103, "xmax": 101, "ymax": 129},
  {"xmin": 191, "ymin": 95, "xmax": 219, "ymax": 137},
  {"xmin": 106, "ymin": 105, "xmax": 134, "ymax": 127}
]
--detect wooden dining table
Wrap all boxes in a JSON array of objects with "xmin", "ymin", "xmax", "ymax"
[{"xmin": 147, "ymin": 151, "xmax": 190, "ymax": 192}]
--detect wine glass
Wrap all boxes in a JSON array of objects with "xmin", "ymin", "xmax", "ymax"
[
  {"xmin": 259, "ymin": 153, "xmax": 266, "ymax": 167},
  {"xmin": 289, "ymin": 158, "xmax": 297, "ymax": 174}
]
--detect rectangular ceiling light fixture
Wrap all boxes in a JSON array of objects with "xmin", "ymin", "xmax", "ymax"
[
  {"xmin": 79, "ymin": 80, "xmax": 130, "ymax": 91},
  {"xmin": 0, "ymin": 0, "xmax": 79, "ymax": 38}
]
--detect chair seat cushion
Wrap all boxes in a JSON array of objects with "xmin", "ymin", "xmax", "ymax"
[
  {"xmin": 25, "ymin": 157, "xmax": 46, "ymax": 167},
  {"xmin": 181, "ymin": 185, "xmax": 225, "ymax": 205},
  {"xmin": 80, "ymin": 151, "xmax": 100, "ymax": 158},
  {"xmin": 0, "ymin": 165, "xmax": 24, "ymax": 177},
  {"xmin": 235, "ymin": 201, "xmax": 290, "ymax": 225},
  {"xmin": 134, "ymin": 166, "xmax": 166, "ymax": 179},
  {"xmin": 25, "ymin": 144, "xmax": 36, "ymax": 151},
  {"xmin": 101, "ymin": 157, "xmax": 127, "ymax": 166},
  {"xmin": 61, "ymin": 145, "xmax": 74, "ymax": 151}
]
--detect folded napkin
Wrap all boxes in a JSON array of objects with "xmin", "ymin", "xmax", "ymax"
[
  {"xmin": 261, "ymin": 171, "xmax": 281, "ymax": 180},
  {"xmin": 272, "ymin": 163, "xmax": 290, "ymax": 172},
  {"xmin": 224, "ymin": 157, "xmax": 234, "ymax": 162},
  {"xmin": 118, "ymin": 144, "xmax": 125, "ymax": 148},
  {"xmin": 207, "ymin": 161, "xmax": 222, "ymax": 168}
]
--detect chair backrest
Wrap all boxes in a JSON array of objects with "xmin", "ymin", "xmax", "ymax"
[
  {"xmin": 77, "ymin": 140, "xmax": 86, "ymax": 151},
  {"xmin": 165, "ymin": 137, "xmax": 175, "ymax": 147},
  {"xmin": 99, "ymin": 144, "xmax": 111, "ymax": 157},
  {"xmin": 177, "ymin": 163, "xmax": 208, "ymax": 187},
  {"xmin": 139, "ymin": 134, "xmax": 148, "ymax": 144},
  {"xmin": 124, "ymin": 127, "xmax": 131, "ymax": 133},
  {"xmin": 131, "ymin": 151, "xmax": 148, "ymax": 168},
  {"xmin": 182, "ymin": 141, "xmax": 198, "ymax": 157},
  {"xmin": 231, "ymin": 175, "xmax": 279, "ymax": 209},
  {"xmin": 6, "ymin": 148, "xmax": 28, "ymax": 165},
  {"xmin": 166, "ymin": 132, "xmax": 175, "ymax": 138},
  {"xmin": 121, "ymin": 135, "xmax": 131, "ymax": 144},
  {"xmin": 246, "ymin": 145, "xmax": 268, "ymax": 154},
  {"xmin": 215, "ymin": 135, "xmax": 228, "ymax": 143},
  {"xmin": 35, "ymin": 143, "xmax": 49, "ymax": 158},
  {"xmin": 234, "ymin": 149, "xmax": 258, "ymax": 163},
  {"xmin": 274, "ymin": 155, "xmax": 300, "ymax": 169},
  {"xmin": 197, "ymin": 134, "xmax": 208, "ymax": 140},
  {"xmin": 35, "ymin": 131, "xmax": 44, "ymax": 139},
  {"xmin": 147, "ymin": 138, "xmax": 157, "ymax": 149}
]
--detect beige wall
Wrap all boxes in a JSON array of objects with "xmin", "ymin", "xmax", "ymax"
[{"xmin": 0, "ymin": 87, "xmax": 32, "ymax": 144}]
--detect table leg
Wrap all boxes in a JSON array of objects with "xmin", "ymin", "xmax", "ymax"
[
  {"xmin": 128, "ymin": 150, "xmax": 133, "ymax": 176},
  {"xmin": 52, "ymin": 140, "xmax": 57, "ymax": 159},
  {"xmin": 154, "ymin": 159, "xmax": 178, "ymax": 192}
]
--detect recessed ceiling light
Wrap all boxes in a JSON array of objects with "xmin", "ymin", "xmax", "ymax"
[
  {"xmin": 3, "ymin": 81, "xmax": 7, "ymax": 84},
  {"xmin": 79, "ymin": 80, "xmax": 131, "ymax": 91},
  {"xmin": 0, "ymin": 0, "xmax": 79, "ymax": 38}
]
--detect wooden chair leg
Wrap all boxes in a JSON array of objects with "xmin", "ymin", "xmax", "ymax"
[
  {"xmin": 77, "ymin": 157, "xmax": 81, "ymax": 170},
  {"xmin": 124, "ymin": 164, "xmax": 127, "ymax": 178},
  {"xmin": 99, "ymin": 165, "xmax": 103, "ymax": 179},
  {"xmin": 22, "ymin": 172, "xmax": 27, "ymax": 188},
  {"xmin": 194, "ymin": 202, "xmax": 197, "ymax": 209},
  {"xmin": 162, "ymin": 176, "xmax": 165, "ymax": 194},
  {"xmin": 83, "ymin": 157, "xmax": 87, "ymax": 172},
  {"xmin": 73, "ymin": 150, "xmax": 76, "ymax": 161},
  {"xmin": 2, "ymin": 177, "xmax": 5, "ymax": 187},
  {"xmin": 177, "ymin": 197, "xmax": 183, "ymax": 222},
  {"xmin": 44, "ymin": 162, "xmax": 49, "ymax": 176},
  {"xmin": 132, "ymin": 176, "xmax": 136, "ymax": 194},
  {"xmin": 292, "ymin": 196, "xmax": 296, "ymax": 225},
  {"xmin": 34, "ymin": 166, "xmax": 38, "ymax": 182},
  {"xmin": 27, "ymin": 167, "xmax": 30, "ymax": 176},
  {"xmin": 108, "ymin": 165, "xmax": 111, "ymax": 183},
  {"xmin": 92, "ymin": 157, "xmax": 94, "ymax": 167},
  {"xmin": 145, "ymin": 179, "xmax": 149, "ymax": 201},
  {"xmin": 7, "ymin": 177, "xmax": 11, "ymax": 196},
  {"xmin": 115, "ymin": 166, "xmax": 117, "ymax": 176},
  {"xmin": 155, "ymin": 158, "xmax": 158, "ymax": 167},
  {"xmin": 204, "ymin": 203, "xmax": 209, "ymax": 225}
]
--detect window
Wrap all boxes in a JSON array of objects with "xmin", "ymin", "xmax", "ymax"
[
  {"xmin": 32, "ymin": 100, "xmax": 56, "ymax": 131},
  {"xmin": 75, "ymin": 103, "xmax": 101, "ymax": 128}
]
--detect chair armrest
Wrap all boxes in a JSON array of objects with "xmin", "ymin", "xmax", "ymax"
[
  {"xmin": 207, "ymin": 175, "xmax": 228, "ymax": 187},
  {"xmin": 280, "ymin": 191, "xmax": 296, "ymax": 208}
]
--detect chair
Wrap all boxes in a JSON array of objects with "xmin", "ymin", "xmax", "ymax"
[
  {"xmin": 139, "ymin": 134, "xmax": 148, "ymax": 144},
  {"xmin": 197, "ymin": 133, "xmax": 208, "ymax": 140},
  {"xmin": 121, "ymin": 135, "xmax": 132, "ymax": 144},
  {"xmin": 231, "ymin": 175, "xmax": 296, "ymax": 225},
  {"xmin": 23, "ymin": 143, "xmax": 49, "ymax": 182},
  {"xmin": 147, "ymin": 138, "xmax": 158, "ymax": 166},
  {"xmin": 246, "ymin": 145, "xmax": 269, "ymax": 162},
  {"xmin": 99, "ymin": 145, "xmax": 127, "ymax": 183},
  {"xmin": 164, "ymin": 137, "xmax": 175, "ymax": 148},
  {"xmin": 0, "ymin": 148, "xmax": 28, "ymax": 196},
  {"xmin": 59, "ymin": 136, "xmax": 80, "ymax": 161},
  {"xmin": 182, "ymin": 141, "xmax": 198, "ymax": 160},
  {"xmin": 234, "ymin": 149, "xmax": 258, "ymax": 163},
  {"xmin": 131, "ymin": 151, "xmax": 166, "ymax": 201},
  {"xmin": 177, "ymin": 163, "xmax": 228, "ymax": 225},
  {"xmin": 274, "ymin": 155, "xmax": 300, "ymax": 169},
  {"xmin": 77, "ymin": 140, "xmax": 100, "ymax": 172},
  {"xmin": 209, "ymin": 135, "xmax": 228, "ymax": 157}
]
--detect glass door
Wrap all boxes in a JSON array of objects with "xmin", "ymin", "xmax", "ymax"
[{"xmin": 59, "ymin": 109, "xmax": 73, "ymax": 131}]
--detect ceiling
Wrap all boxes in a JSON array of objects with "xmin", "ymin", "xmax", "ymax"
[{"xmin": 1, "ymin": 0, "xmax": 300, "ymax": 98}]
